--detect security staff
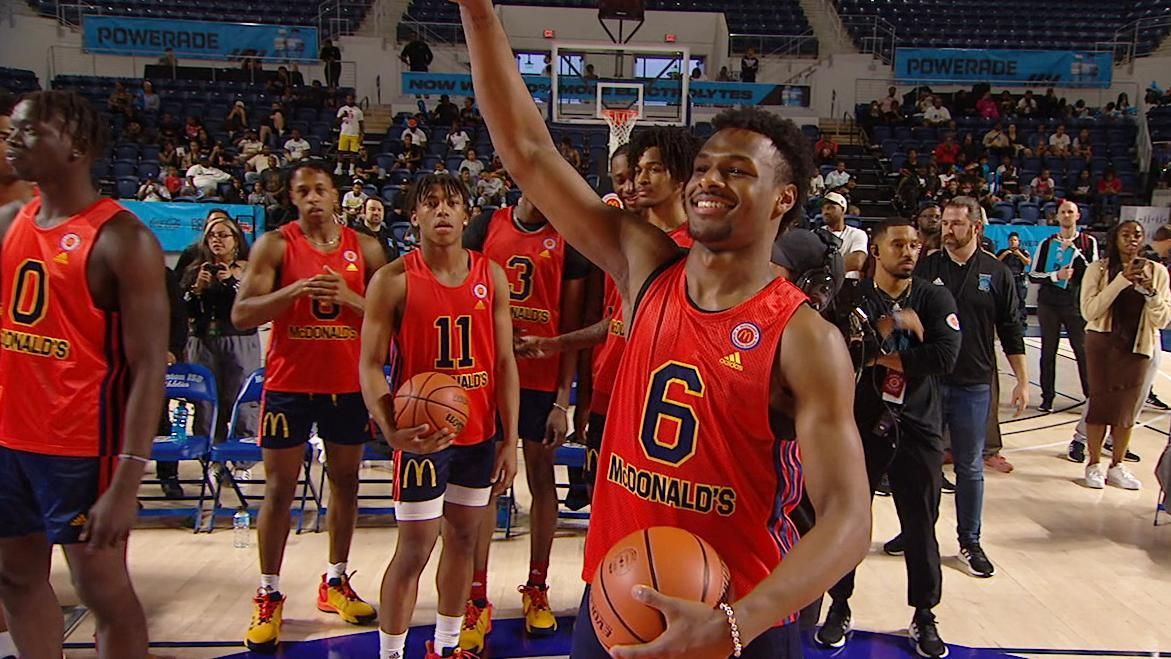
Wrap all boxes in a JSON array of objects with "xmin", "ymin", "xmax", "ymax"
[{"xmin": 815, "ymin": 219, "xmax": 960, "ymax": 659}]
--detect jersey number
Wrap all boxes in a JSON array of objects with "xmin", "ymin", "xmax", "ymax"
[
  {"xmin": 505, "ymin": 256, "xmax": 534, "ymax": 302},
  {"xmin": 435, "ymin": 315, "xmax": 474, "ymax": 369},
  {"xmin": 9, "ymin": 260, "xmax": 48, "ymax": 326},
  {"xmin": 312, "ymin": 299, "xmax": 341, "ymax": 320},
  {"xmin": 639, "ymin": 362, "xmax": 705, "ymax": 467}
]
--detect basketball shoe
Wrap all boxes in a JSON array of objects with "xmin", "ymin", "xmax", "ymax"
[
  {"xmin": 518, "ymin": 584, "xmax": 557, "ymax": 636},
  {"xmin": 425, "ymin": 639, "xmax": 464, "ymax": 658},
  {"xmin": 459, "ymin": 599, "xmax": 493, "ymax": 657},
  {"xmin": 317, "ymin": 572, "xmax": 377, "ymax": 624},
  {"xmin": 245, "ymin": 589, "xmax": 285, "ymax": 652}
]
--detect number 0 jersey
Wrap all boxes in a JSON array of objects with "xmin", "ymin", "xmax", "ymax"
[
  {"xmin": 0, "ymin": 197, "xmax": 131, "ymax": 458},
  {"xmin": 396, "ymin": 250, "xmax": 498, "ymax": 446},
  {"xmin": 583, "ymin": 258, "xmax": 808, "ymax": 622},
  {"xmin": 265, "ymin": 222, "xmax": 366, "ymax": 394}
]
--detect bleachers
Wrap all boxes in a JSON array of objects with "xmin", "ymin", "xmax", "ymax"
[
  {"xmin": 0, "ymin": 67, "xmax": 41, "ymax": 94},
  {"xmin": 836, "ymin": 0, "xmax": 1170, "ymax": 54},
  {"xmin": 26, "ymin": 0, "xmax": 371, "ymax": 31}
]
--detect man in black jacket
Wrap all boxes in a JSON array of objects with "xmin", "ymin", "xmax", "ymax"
[
  {"xmin": 914, "ymin": 196, "xmax": 1027, "ymax": 579},
  {"xmin": 816, "ymin": 219, "xmax": 960, "ymax": 659}
]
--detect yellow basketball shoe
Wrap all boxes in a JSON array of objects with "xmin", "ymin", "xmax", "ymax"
[
  {"xmin": 317, "ymin": 572, "xmax": 377, "ymax": 624},
  {"xmin": 245, "ymin": 590, "xmax": 285, "ymax": 653},
  {"xmin": 459, "ymin": 599, "xmax": 494, "ymax": 657},
  {"xmin": 518, "ymin": 584, "xmax": 557, "ymax": 636}
]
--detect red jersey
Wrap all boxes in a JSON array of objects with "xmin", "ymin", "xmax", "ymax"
[
  {"xmin": 590, "ymin": 225, "xmax": 692, "ymax": 416},
  {"xmin": 0, "ymin": 197, "xmax": 131, "ymax": 458},
  {"xmin": 396, "ymin": 250, "xmax": 498, "ymax": 446},
  {"xmin": 481, "ymin": 207, "xmax": 569, "ymax": 393},
  {"xmin": 265, "ymin": 222, "xmax": 366, "ymax": 394},
  {"xmin": 583, "ymin": 259, "xmax": 807, "ymax": 624}
]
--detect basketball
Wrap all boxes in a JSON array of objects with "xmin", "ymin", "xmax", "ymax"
[
  {"xmin": 393, "ymin": 372, "xmax": 471, "ymax": 438},
  {"xmin": 589, "ymin": 527, "xmax": 728, "ymax": 650}
]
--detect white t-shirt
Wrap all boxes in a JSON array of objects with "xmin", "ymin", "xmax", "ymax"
[
  {"xmin": 825, "ymin": 170, "xmax": 851, "ymax": 190},
  {"xmin": 460, "ymin": 158, "xmax": 485, "ymax": 179},
  {"xmin": 342, "ymin": 191, "xmax": 367, "ymax": 216},
  {"xmin": 448, "ymin": 130, "xmax": 470, "ymax": 152},
  {"xmin": 284, "ymin": 138, "xmax": 311, "ymax": 161},
  {"xmin": 401, "ymin": 127, "xmax": 427, "ymax": 145},
  {"xmin": 337, "ymin": 105, "xmax": 365, "ymax": 136},
  {"xmin": 829, "ymin": 224, "xmax": 868, "ymax": 278},
  {"xmin": 1049, "ymin": 133, "xmax": 1071, "ymax": 150},
  {"xmin": 924, "ymin": 106, "xmax": 951, "ymax": 124}
]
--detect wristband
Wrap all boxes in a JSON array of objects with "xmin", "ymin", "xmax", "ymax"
[
  {"xmin": 118, "ymin": 453, "xmax": 150, "ymax": 465},
  {"xmin": 552, "ymin": 403, "xmax": 570, "ymax": 414},
  {"xmin": 718, "ymin": 602, "xmax": 743, "ymax": 657}
]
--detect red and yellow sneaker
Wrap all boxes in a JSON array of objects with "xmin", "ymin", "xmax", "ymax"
[
  {"xmin": 518, "ymin": 584, "xmax": 557, "ymax": 637},
  {"xmin": 245, "ymin": 590, "xmax": 285, "ymax": 653},
  {"xmin": 425, "ymin": 640, "xmax": 464, "ymax": 658},
  {"xmin": 316, "ymin": 572, "xmax": 377, "ymax": 624},
  {"xmin": 458, "ymin": 599, "xmax": 494, "ymax": 657}
]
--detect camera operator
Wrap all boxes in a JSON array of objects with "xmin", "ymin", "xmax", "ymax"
[{"xmin": 814, "ymin": 218, "xmax": 960, "ymax": 659}]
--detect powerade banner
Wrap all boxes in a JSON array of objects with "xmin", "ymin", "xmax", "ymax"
[
  {"xmin": 401, "ymin": 72, "xmax": 810, "ymax": 107},
  {"xmin": 895, "ymin": 49, "xmax": 1112, "ymax": 88},
  {"xmin": 82, "ymin": 15, "xmax": 318, "ymax": 61},
  {"xmin": 123, "ymin": 201, "xmax": 262, "ymax": 252}
]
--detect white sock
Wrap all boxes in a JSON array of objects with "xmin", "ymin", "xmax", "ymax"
[
  {"xmin": 260, "ymin": 574, "xmax": 280, "ymax": 594},
  {"xmin": 327, "ymin": 561, "xmax": 348, "ymax": 583},
  {"xmin": 0, "ymin": 630, "xmax": 16, "ymax": 657},
  {"xmin": 433, "ymin": 613, "xmax": 462, "ymax": 654},
  {"xmin": 379, "ymin": 630, "xmax": 407, "ymax": 659}
]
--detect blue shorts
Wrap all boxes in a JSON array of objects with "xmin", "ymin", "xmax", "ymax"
[
  {"xmin": 582, "ymin": 412, "xmax": 606, "ymax": 488},
  {"xmin": 570, "ymin": 585, "xmax": 803, "ymax": 658},
  {"xmin": 0, "ymin": 445, "xmax": 110, "ymax": 545},
  {"xmin": 259, "ymin": 390, "xmax": 371, "ymax": 450},
  {"xmin": 392, "ymin": 440, "xmax": 497, "ymax": 520},
  {"xmin": 519, "ymin": 388, "xmax": 557, "ymax": 443}
]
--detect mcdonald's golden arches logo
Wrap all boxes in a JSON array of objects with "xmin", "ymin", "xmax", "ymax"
[
  {"xmin": 403, "ymin": 458, "xmax": 438, "ymax": 488},
  {"xmin": 263, "ymin": 412, "xmax": 290, "ymax": 439}
]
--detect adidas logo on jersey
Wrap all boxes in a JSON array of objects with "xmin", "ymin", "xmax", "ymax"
[
  {"xmin": 53, "ymin": 252, "xmax": 69, "ymax": 265},
  {"xmin": 719, "ymin": 352, "xmax": 744, "ymax": 371},
  {"xmin": 69, "ymin": 513, "xmax": 87, "ymax": 527}
]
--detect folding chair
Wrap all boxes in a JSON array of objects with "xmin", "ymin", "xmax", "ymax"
[
  {"xmin": 141, "ymin": 364, "xmax": 218, "ymax": 531},
  {"xmin": 555, "ymin": 443, "xmax": 590, "ymax": 522},
  {"xmin": 205, "ymin": 368, "xmax": 325, "ymax": 533}
]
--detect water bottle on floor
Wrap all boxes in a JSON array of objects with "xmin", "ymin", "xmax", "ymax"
[{"xmin": 233, "ymin": 507, "xmax": 251, "ymax": 549}]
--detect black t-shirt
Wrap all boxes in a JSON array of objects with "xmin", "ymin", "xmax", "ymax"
[
  {"xmin": 997, "ymin": 248, "xmax": 1029, "ymax": 277},
  {"xmin": 351, "ymin": 220, "xmax": 400, "ymax": 263},
  {"xmin": 320, "ymin": 46, "xmax": 341, "ymax": 63},
  {"xmin": 463, "ymin": 210, "xmax": 591, "ymax": 280},
  {"xmin": 402, "ymin": 41, "xmax": 433, "ymax": 72}
]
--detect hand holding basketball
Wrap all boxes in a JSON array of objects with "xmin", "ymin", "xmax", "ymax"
[{"xmin": 610, "ymin": 587, "xmax": 737, "ymax": 659}]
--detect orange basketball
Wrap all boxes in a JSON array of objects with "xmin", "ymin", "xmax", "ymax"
[
  {"xmin": 589, "ymin": 527, "xmax": 728, "ymax": 651},
  {"xmin": 393, "ymin": 372, "xmax": 471, "ymax": 439}
]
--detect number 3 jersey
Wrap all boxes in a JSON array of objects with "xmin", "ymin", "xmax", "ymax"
[
  {"xmin": 582, "ymin": 258, "xmax": 808, "ymax": 615},
  {"xmin": 0, "ymin": 197, "xmax": 130, "ymax": 457},
  {"xmin": 265, "ymin": 222, "xmax": 366, "ymax": 394},
  {"xmin": 396, "ymin": 250, "xmax": 498, "ymax": 446}
]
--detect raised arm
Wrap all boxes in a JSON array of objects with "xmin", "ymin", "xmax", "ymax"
[{"xmin": 455, "ymin": 0, "xmax": 678, "ymax": 299}]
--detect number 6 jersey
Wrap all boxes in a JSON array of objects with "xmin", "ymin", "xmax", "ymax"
[{"xmin": 582, "ymin": 258, "xmax": 808, "ymax": 617}]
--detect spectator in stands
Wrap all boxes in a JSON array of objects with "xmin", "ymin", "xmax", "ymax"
[
  {"xmin": 237, "ymin": 130, "xmax": 264, "ymax": 163},
  {"xmin": 157, "ymin": 140, "xmax": 178, "ymax": 170},
  {"xmin": 239, "ymin": 50, "xmax": 263, "ymax": 76},
  {"xmin": 815, "ymin": 134, "xmax": 839, "ymax": 164},
  {"xmin": 936, "ymin": 178, "xmax": 960, "ymax": 204},
  {"xmin": 1041, "ymin": 87, "xmax": 1060, "ymax": 117},
  {"xmin": 397, "ymin": 133, "xmax": 424, "ymax": 172},
  {"xmin": 716, "ymin": 66, "xmax": 731, "ymax": 82},
  {"xmin": 1016, "ymin": 90, "xmax": 1038, "ymax": 117},
  {"xmin": 1048, "ymin": 124, "xmax": 1072, "ymax": 158},
  {"xmin": 994, "ymin": 91, "xmax": 1014, "ymax": 119},
  {"xmin": 342, "ymin": 179, "xmax": 368, "ymax": 224},
  {"xmin": 821, "ymin": 191, "xmax": 867, "ymax": 276},
  {"xmin": 1097, "ymin": 168, "xmax": 1123, "ymax": 221},
  {"xmin": 123, "ymin": 119, "xmax": 149, "ymax": 145},
  {"xmin": 895, "ymin": 166, "xmax": 923, "ymax": 217},
  {"xmin": 224, "ymin": 101, "xmax": 249, "ymax": 139},
  {"xmin": 1116, "ymin": 92, "xmax": 1131, "ymax": 115},
  {"xmin": 186, "ymin": 154, "xmax": 231, "ymax": 196},
  {"xmin": 244, "ymin": 146, "xmax": 278, "ymax": 184},
  {"xmin": 335, "ymin": 94, "xmax": 364, "ymax": 176},
  {"xmin": 1005, "ymin": 123, "xmax": 1023, "ymax": 156},
  {"xmin": 1073, "ymin": 127, "xmax": 1094, "ymax": 161},
  {"xmin": 917, "ymin": 202, "xmax": 942, "ymax": 254},
  {"xmin": 476, "ymin": 170, "xmax": 506, "ymax": 207},
  {"xmin": 158, "ymin": 47, "xmax": 178, "ymax": 68},
  {"xmin": 934, "ymin": 133, "xmax": 960, "ymax": 168},
  {"xmin": 447, "ymin": 120, "xmax": 470, "ymax": 153},
  {"xmin": 259, "ymin": 101, "xmax": 286, "ymax": 148},
  {"xmin": 163, "ymin": 166, "xmax": 183, "ymax": 196},
  {"xmin": 976, "ymin": 91, "xmax": 1000, "ymax": 120},
  {"xmin": 810, "ymin": 171, "xmax": 826, "ymax": 201},
  {"xmin": 460, "ymin": 147, "xmax": 485, "ymax": 179},
  {"xmin": 997, "ymin": 232, "xmax": 1031, "ymax": 324},
  {"xmin": 983, "ymin": 123, "xmax": 1009, "ymax": 158},
  {"xmin": 184, "ymin": 116, "xmax": 202, "ymax": 141},
  {"xmin": 248, "ymin": 182, "xmax": 273, "ymax": 207},
  {"xmin": 923, "ymin": 96, "xmax": 951, "ymax": 127},
  {"xmin": 906, "ymin": 148, "xmax": 921, "ymax": 170},
  {"xmin": 433, "ymin": 160, "xmax": 449, "ymax": 175},
  {"xmin": 223, "ymin": 178, "xmax": 246, "ymax": 205},
  {"xmin": 320, "ymin": 38, "xmax": 342, "ymax": 89},
  {"xmin": 584, "ymin": 64, "xmax": 599, "ymax": 82},
  {"xmin": 460, "ymin": 97, "xmax": 481, "ymax": 126},
  {"xmin": 960, "ymin": 133, "xmax": 981, "ymax": 164},
  {"xmin": 401, "ymin": 117, "xmax": 427, "ymax": 146},
  {"xmin": 179, "ymin": 141, "xmax": 201, "ymax": 170},
  {"xmin": 1026, "ymin": 124, "xmax": 1049, "ymax": 156},
  {"xmin": 283, "ymin": 128, "xmax": 311, "ymax": 162},
  {"xmin": 355, "ymin": 147, "xmax": 379, "ymax": 182},
  {"xmin": 880, "ymin": 86, "xmax": 902, "ymax": 122},
  {"xmin": 156, "ymin": 110, "xmax": 180, "ymax": 141},
  {"xmin": 431, "ymin": 94, "xmax": 459, "ymax": 126},
  {"xmin": 401, "ymin": 31, "xmax": 434, "ymax": 72},
  {"xmin": 1102, "ymin": 102, "xmax": 1121, "ymax": 120},
  {"xmin": 740, "ymin": 47, "xmax": 759, "ymax": 83},
  {"xmin": 689, "ymin": 66, "xmax": 703, "ymax": 80},
  {"xmin": 459, "ymin": 167, "xmax": 475, "ymax": 191},
  {"xmin": 107, "ymin": 81, "xmax": 133, "ymax": 117},
  {"xmin": 1070, "ymin": 170, "xmax": 1094, "ymax": 204},
  {"xmin": 195, "ymin": 127, "xmax": 214, "ymax": 151},
  {"xmin": 825, "ymin": 160, "xmax": 851, "ymax": 192},
  {"xmin": 137, "ymin": 178, "xmax": 171, "ymax": 202},
  {"xmin": 352, "ymin": 197, "xmax": 398, "ymax": 262},
  {"xmin": 136, "ymin": 80, "xmax": 160, "ymax": 116},
  {"xmin": 1030, "ymin": 168, "xmax": 1056, "ymax": 203}
]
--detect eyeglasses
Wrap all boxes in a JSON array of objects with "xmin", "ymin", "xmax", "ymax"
[{"xmin": 207, "ymin": 232, "xmax": 235, "ymax": 241}]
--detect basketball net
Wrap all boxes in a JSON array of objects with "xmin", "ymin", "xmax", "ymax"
[{"xmin": 603, "ymin": 108, "xmax": 640, "ymax": 165}]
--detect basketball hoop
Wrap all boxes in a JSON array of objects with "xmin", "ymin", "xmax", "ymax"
[{"xmin": 602, "ymin": 107, "xmax": 640, "ymax": 161}]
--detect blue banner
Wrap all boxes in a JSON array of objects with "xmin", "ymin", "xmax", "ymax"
[
  {"xmin": 401, "ymin": 73, "xmax": 810, "ymax": 107},
  {"xmin": 895, "ymin": 49, "xmax": 1112, "ymax": 88},
  {"xmin": 122, "ymin": 201, "xmax": 262, "ymax": 253},
  {"xmin": 82, "ymin": 16, "xmax": 318, "ymax": 61},
  {"xmin": 983, "ymin": 225, "xmax": 1059, "ymax": 255}
]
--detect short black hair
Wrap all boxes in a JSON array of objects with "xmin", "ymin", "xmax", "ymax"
[
  {"xmin": 0, "ymin": 88, "xmax": 14, "ymax": 116},
  {"xmin": 610, "ymin": 144, "xmax": 630, "ymax": 162},
  {"xmin": 628, "ymin": 126, "xmax": 701, "ymax": 186},
  {"xmin": 406, "ymin": 172, "xmax": 471, "ymax": 211},
  {"xmin": 1008, "ymin": 231, "xmax": 1020, "ymax": 240},
  {"xmin": 285, "ymin": 161, "xmax": 334, "ymax": 189},
  {"xmin": 19, "ymin": 90, "xmax": 107, "ymax": 159},
  {"xmin": 711, "ymin": 106, "xmax": 816, "ymax": 230},
  {"xmin": 872, "ymin": 217, "xmax": 916, "ymax": 242}
]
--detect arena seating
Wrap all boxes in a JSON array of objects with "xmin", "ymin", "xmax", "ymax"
[
  {"xmin": 25, "ymin": 0, "xmax": 371, "ymax": 32},
  {"xmin": 0, "ymin": 67, "xmax": 41, "ymax": 94}
]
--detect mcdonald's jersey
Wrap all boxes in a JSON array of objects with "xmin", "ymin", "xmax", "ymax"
[
  {"xmin": 477, "ymin": 207, "xmax": 588, "ymax": 392},
  {"xmin": 265, "ymin": 222, "xmax": 366, "ymax": 394},
  {"xmin": 0, "ymin": 197, "xmax": 131, "ymax": 458},
  {"xmin": 396, "ymin": 250, "xmax": 498, "ymax": 446},
  {"xmin": 590, "ymin": 225, "xmax": 693, "ymax": 416},
  {"xmin": 582, "ymin": 258, "xmax": 808, "ymax": 624}
]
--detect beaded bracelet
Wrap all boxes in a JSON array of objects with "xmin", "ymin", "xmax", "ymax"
[{"xmin": 717, "ymin": 602, "xmax": 743, "ymax": 658}]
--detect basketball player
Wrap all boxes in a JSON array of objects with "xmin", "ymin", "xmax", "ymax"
[
  {"xmin": 0, "ymin": 91, "xmax": 167, "ymax": 658},
  {"xmin": 231, "ymin": 162, "xmax": 388, "ymax": 652},
  {"xmin": 360, "ymin": 173, "xmax": 519, "ymax": 659},
  {"xmin": 461, "ymin": 194, "xmax": 588, "ymax": 645},
  {"xmin": 458, "ymin": 4, "xmax": 871, "ymax": 657}
]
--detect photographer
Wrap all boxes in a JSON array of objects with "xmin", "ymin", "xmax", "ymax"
[{"xmin": 815, "ymin": 219, "xmax": 960, "ymax": 659}]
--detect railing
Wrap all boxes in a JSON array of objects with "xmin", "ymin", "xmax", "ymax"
[
  {"xmin": 1111, "ymin": 15, "xmax": 1171, "ymax": 65},
  {"xmin": 816, "ymin": 0, "xmax": 850, "ymax": 51},
  {"xmin": 837, "ymin": 14, "xmax": 897, "ymax": 64},
  {"xmin": 728, "ymin": 32, "xmax": 819, "ymax": 59},
  {"xmin": 398, "ymin": 17, "xmax": 464, "ymax": 46},
  {"xmin": 56, "ymin": 1, "xmax": 98, "ymax": 29},
  {"xmin": 318, "ymin": 0, "xmax": 378, "ymax": 40}
]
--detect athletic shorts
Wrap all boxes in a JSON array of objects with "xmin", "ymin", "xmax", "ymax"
[
  {"xmin": 582, "ymin": 412, "xmax": 606, "ymax": 488},
  {"xmin": 392, "ymin": 440, "xmax": 497, "ymax": 520},
  {"xmin": 0, "ymin": 445, "xmax": 111, "ymax": 545},
  {"xmin": 337, "ymin": 134, "xmax": 362, "ymax": 153},
  {"xmin": 570, "ymin": 586, "xmax": 803, "ymax": 658},
  {"xmin": 519, "ymin": 388, "xmax": 557, "ymax": 443},
  {"xmin": 259, "ymin": 390, "xmax": 371, "ymax": 450}
]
